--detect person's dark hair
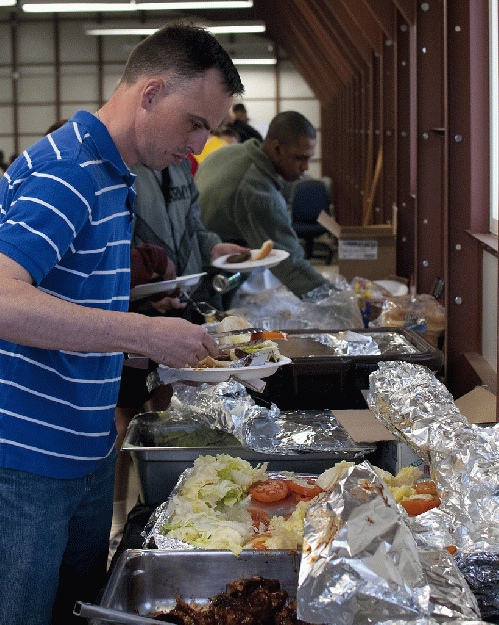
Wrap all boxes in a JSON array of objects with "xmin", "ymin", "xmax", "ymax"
[
  {"xmin": 213, "ymin": 126, "xmax": 240, "ymax": 140},
  {"xmin": 120, "ymin": 23, "xmax": 244, "ymax": 97},
  {"xmin": 265, "ymin": 111, "xmax": 316, "ymax": 145},
  {"xmin": 45, "ymin": 119, "xmax": 68, "ymax": 135},
  {"xmin": 232, "ymin": 103, "xmax": 246, "ymax": 113}
]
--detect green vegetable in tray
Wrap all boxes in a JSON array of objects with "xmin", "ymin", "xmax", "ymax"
[{"xmin": 152, "ymin": 427, "xmax": 241, "ymax": 448}]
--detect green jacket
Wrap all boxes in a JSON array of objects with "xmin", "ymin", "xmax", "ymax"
[{"xmin": 195, "ymin": 138, "xmax": 330, "ymax": 298}]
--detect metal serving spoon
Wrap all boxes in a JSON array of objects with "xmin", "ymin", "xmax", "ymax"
[{"xmin": 73, "ymin": 601, "xmax": 175, "ymax": 625}]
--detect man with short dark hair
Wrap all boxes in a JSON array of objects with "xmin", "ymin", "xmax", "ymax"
[
  {"xmin": 196, "ymin": 111, "xmax": 332, "ymax": 297},
  {"xmin": 0, "ymin": 23, "xmax": 242, "ymax": 625},
  {"xmin": 228, "ymin": 102, "xmax": 263, "ymax": 142}
]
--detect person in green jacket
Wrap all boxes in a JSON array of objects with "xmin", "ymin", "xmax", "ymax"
[{"xmin": 195, "ymin": 110, "xmax": 332, "ymax": 298}]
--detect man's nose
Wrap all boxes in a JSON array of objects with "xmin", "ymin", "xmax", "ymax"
[{"xmin": 189, "ymin": 131, "xmax": 211, "ymax": 156}]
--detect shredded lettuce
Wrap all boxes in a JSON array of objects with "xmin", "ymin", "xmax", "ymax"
[{"xmin": 160, "ymin": 454, "xmax": 269, "ymax": 554}]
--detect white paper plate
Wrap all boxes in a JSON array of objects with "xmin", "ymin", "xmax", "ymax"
[
  {"xmin": 212, "ymin": 249, "xmax": 290, "ymax": 273},
  {"xmin": 129, "ymin": 272, "xmax": 207, "ymax": 301},
  {"xmin": 158, "ymin": 356, "xmax": 292, "ymax": 384}
]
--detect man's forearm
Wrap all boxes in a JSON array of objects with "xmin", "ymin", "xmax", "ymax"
[
  {"xmin": 0, "ymin": 278, "xmax": 145, "ymax": 355},
  {"xmin": 0, "ymin": 250, "xmax": 219, "ymax": 368}
]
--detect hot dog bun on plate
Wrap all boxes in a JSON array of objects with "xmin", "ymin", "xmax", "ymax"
[{"xmin": 252, "ymin": 240, "xmax": 274, "ymax": 261}]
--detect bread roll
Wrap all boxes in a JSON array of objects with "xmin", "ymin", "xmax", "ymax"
[
  {"xmin": 217, "ymin": 315, "xmax": 252, "ymax": 333},
  {"xmin": 217, "ymin": 315, "xmax": 252, "ymax": 346},
  {"xmin": 253, "ymin": 240, "xmax": 274, "ymax": 261}
]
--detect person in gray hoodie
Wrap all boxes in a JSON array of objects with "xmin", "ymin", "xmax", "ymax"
[{"xmin": 195, "ymin": 110, "xmax": 332, "ymax": 298}]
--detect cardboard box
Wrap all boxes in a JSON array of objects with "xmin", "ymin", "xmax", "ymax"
[
  {"xmin": 455, "ymin": 386, "xmax": 497, "ymax": 423},
  {"xmin": 333, "ymin": 408, "xmax": 430, "ymax": 475},
  {"xmin": 318, "ymin": 211, "xmax": 396, "ymax": 281}
]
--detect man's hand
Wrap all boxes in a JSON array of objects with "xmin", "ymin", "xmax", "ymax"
[
  {"xmin": 161, "ymin": 257, "xmax": 177, "ymax": 282},
  {"xmin": 210, "ymin": 243, "xmax": 251, "ymax": 260},
  {"xmin": 137, "ymin": 316, "xmax": 219, "ymax": 368},
  {"xmin": 149, "ymin": 295, "xmax": 186, "ymax": 314}
]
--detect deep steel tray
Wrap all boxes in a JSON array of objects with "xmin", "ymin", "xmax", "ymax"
[
  {"xmin": 97, "ymin": 549, "xmax": 301, "ymax": 623},
  {"xmin": 123, "ymin": 413, "xmax": 371, "ymax": 506}
]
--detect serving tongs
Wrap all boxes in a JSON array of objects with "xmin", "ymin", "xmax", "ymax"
[{"xmin": 74, "ymin": 601, "xmax": 175, "ymax": 624}]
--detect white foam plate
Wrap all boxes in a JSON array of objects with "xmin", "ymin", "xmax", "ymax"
[
  {"xmin": 212, "ymin": 249, "xmax": 290, "ymax": 273},
  {"xmin": 129, "ymin": 272, "xmax": 206, "ymax": 301},
  {"xmin": 158, "ymin": 356, "xmax": 292, "ymax": 384}
]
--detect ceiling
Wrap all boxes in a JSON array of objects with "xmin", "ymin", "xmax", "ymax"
[
  {"xmin": 0, "ymin": 0, "xmax": 417, "ymax": 101},
  {"xmin": 0, "ymin": 1, "xmax": 280, "ymax": 61}
]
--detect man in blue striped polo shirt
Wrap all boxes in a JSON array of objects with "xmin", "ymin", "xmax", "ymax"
[{"xmin": 0, "ymin": 24, "xmax": 243, "ymax": 625}]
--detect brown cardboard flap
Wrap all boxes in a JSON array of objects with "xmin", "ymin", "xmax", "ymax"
[
  {"xmin": 317, "ymin": 210, "xmax": 341, "ymax": 238},
  {"xmin": 317, "ymin": 211, "xmax": 396, "ymax": 239},
  {"xmin": 333, "ymin": 409, "xmax": 396, "ymax": 443},
  {"xmin": 455, "ymin": 386, "xmax": 497, "ymax": 423}
]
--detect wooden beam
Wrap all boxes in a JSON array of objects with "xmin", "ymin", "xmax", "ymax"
[
  {"xmin": 316, "ymin": 0, "xmax": 373, "ymax": 65},
  {"xmin": 362, "ymin": 0, "xmax": 396, "ymax": 41},
  {"xmin": 338, "ymin": 0, "xmax": 384, "ymax": 55},
  {"xmin": 392, "ymin": 0, "xmax": 416, "ymax": 25}
]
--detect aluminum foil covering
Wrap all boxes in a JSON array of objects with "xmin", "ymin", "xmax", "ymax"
[
  {"xmin": 243, "ymin": 408, "xmax": 364, "ymax": 455},
  {"xmin": 367, "ymin": 361, "xmax": 499, "ymax": 553},
  {"xmin": 297, "ymin": 461, "xmax": 480, "ymax": 625},
  {"xmin": 365, "ymin": 361, "xmax": 499, "ymax": 622},
  {"xmin": 140, "ymin": 380, "xmax": 365, "ymax": 456},
  {"xmin": 378, "ymin": 618, "xmax": 487, "ymax": 625},
  {"xmin": 303, "ymin": 330, "xmax": 419, "ymax": 356}
]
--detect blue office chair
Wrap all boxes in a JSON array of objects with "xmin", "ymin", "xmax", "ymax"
[{"xmin": 291, "ymin": 178, "xmax": 331, "ymax": 260}]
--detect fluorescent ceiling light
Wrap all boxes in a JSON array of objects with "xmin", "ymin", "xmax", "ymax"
[
  {"xmin": 232, "ymin": 58, "xmax": 276, "ymax": 65},
  {"xmin": 137, "ymin": 1, "xmax": 252, "ymax": 7},
  {"xmin": 86, "ymin": 27, "xmax": 157, "ymax": 34},
  {"xmin": 85, "ymin": 22, "xmax": 265, "ymax": 35},
  {"xmin": 24, "ymin": 2, "xmax": 136, "ymax": 11},
  {"xmin": 207, "ymin": 24, "xmax": 265, "ymax": 33},
  {"xmin": 0, "ymin": 0, "xmax": 16, "ymax": 6},
  {"xmin": 23, "ymin": 0, "xmax": 253, "ymax": 11}
]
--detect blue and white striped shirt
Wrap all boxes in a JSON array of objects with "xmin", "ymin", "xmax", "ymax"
[{"xmin": 0, "ymin": 111, "xmax": 136, "ymax": 478}]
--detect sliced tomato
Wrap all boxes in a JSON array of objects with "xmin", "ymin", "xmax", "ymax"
[
  {"xmin": 249, "ymin": 508, "xmax": 270, "ymax": 530},
  {"xmin": 415, "ymin": 480, "xmax": 438, "ymax": 496},
  {"xmin": 248, "ymin": 479, "xmax": 289, "ymax": 503},
  {"xmin": 401, "ymin": 496, "xmax": 441, "ymax": 516},
  {"xmin": 286, "ymin": 479, "xmax": 323, "ymax": 499},
  {"xmin": 250, "ymin": 331, "xmax": 288, "ymax": 341}
]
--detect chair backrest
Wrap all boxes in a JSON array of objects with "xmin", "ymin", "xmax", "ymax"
[{"xmin": 291, "ymin": 179, "xmax": 330, "ymax": 224}]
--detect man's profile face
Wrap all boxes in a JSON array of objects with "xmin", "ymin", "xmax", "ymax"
[
  {"xmin": 136, "ymin": 68, "xmax": 233, "ymax": 171},
  {"xmin": 274, "ymin": 135, "xmax": 316, "ymax": 182}
]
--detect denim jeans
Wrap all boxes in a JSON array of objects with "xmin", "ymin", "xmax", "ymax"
[{"xmin": 0, "ymin": 449, "xmax": 116, "ymax": 625}]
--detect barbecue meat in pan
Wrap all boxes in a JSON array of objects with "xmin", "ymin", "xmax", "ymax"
[{"xmin": 150, "ymin": 576, "xmax": 309, "ymax": 624}]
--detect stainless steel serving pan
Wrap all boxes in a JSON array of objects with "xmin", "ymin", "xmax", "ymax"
[
  {"xmin": 123, "ymin": 413, "xmax": 370, "ymax": 506},
  {"xmin": 97, "ymin": 549, "xmax": 301, "ymax": 623}
]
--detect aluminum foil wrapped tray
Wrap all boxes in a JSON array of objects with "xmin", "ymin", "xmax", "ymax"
[{"xmin": 366, "ymin": 361, "xmax": 499, "ymax": 622}]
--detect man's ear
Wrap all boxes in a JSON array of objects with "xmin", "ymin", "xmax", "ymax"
[
  {"xmin": 266, "ymin": 138, "xmax": 282, "ymax": 161},
  {"xmin": 141, "ymin": 78, "xmax": 166, "ymax": 110}
]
